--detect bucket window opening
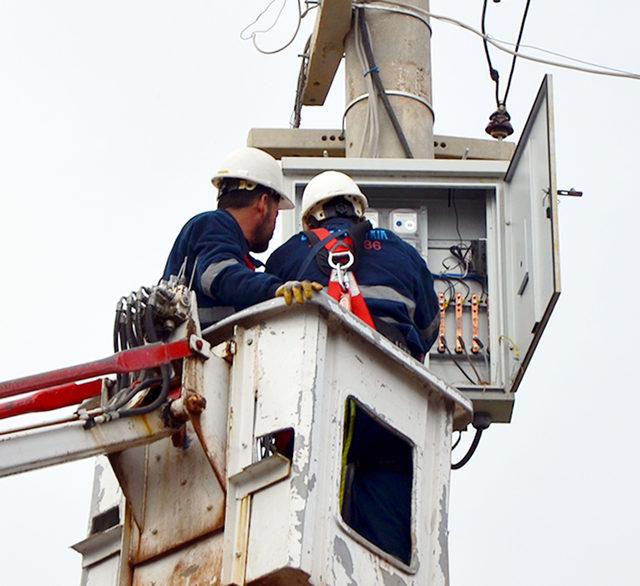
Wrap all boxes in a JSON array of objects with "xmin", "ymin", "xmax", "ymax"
[
  {"xmin": 339, "ymin": 397, "xmax": 414, "ymax": 566},
  {"xmin": 257, "ymin": 427, "xmax": 295, "ymax": 461}
]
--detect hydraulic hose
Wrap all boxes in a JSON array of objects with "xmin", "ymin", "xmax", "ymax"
[{"xmin": 116, "ymin": 364, "xmax": 172, "ymax": 418}]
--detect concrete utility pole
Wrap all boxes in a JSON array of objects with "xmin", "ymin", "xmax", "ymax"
[{"xmin": 344, "ymin": 1, "xmax": 434, "ymax": 158}]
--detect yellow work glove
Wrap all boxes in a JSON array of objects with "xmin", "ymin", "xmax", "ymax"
[{"xmin": 275, "ymin": 280, "xmax": 324, "ymax": 305}]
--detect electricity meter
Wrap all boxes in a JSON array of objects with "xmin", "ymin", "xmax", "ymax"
[{"xmin": 390, "ymin": 209, "xmax": 418, "ymax": 235}]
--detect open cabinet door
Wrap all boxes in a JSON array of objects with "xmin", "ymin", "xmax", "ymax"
[{"xmin": 503, "ymin": 75, "xmax": 561, "ymax": 392}]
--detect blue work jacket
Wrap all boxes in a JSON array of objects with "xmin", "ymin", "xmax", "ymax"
[
  {"xmin": 162, "ymin": 210, "xmax": 281, "ymax": 329},
  {"xmin": 265, "ymin": 218, "xmax": 439, "ymax": 359}
]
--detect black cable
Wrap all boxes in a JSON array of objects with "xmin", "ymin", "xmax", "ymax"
[
  {"xmin": 481, "ymin": 0, "xmax": 532, "ymax": 108},
  {"xmin": 125, "ymin": 302, "xmax": 141, "ymax": 348},
  {"xmin": 144, "ymin": 299, "xmax": 160, "ymax": 344},
  {"xmin": 502, "ymin": 0, "xmax": 531, "ymax": 106},
  {"xmin": 449, "ymin": 189, "xmax": 464, "ymax": 245},
  {"xmin": 113, "ymin": 300, "xmax": 126, "ymax": 391},
  {"xmin": 118, "ymin": 310, "xmax": 131, "ymax": 386},
  {"xmin": 458, "ymin": 336, "xmax": 483, "ymax": 384},
  {"xmin": 481, "ymin": 0, "xmax": 500, "ymax": 105},
  {"xmin": 117, "ymin": 364, "xmax": 171, "ymax": 418},
  {"xmin": 107, "ymin": 375, "xmax": 163, "ymax": 413},
  {"xmin": 443, "ymin": 278, "xmax": 456, "ymax": 305},
  {"xmin": 452, "ymin": 431, "xmax": 463, "ymax": 450},
  {"xmin": 452, "ymin": 278, "xmax": 471, "ymax": 301},
  {"xmin": 134, "ymin": 296, "xmax": 146, "ymax": 346},
  {"xmin": 357, "ymin": 8, "xmax": 414, "ymax": 158},
  {"xmin": 113, "ymin": 299, "xmax": 124, "ymax": 353},
  {"xmin": 452, "ymin": 428, "xmax": 483, "ymax": 469},
  {"xmin": 444, "ymin": 343, "xmax": 477, "ymax": 385}
]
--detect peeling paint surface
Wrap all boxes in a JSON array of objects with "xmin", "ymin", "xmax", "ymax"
[
  {"xmin": 438, "ymin": 482, "xmax": 450, "ymax": 584},
  {"xmin": 380, "ymin": 567, "xmax": 408, "ymax": 586},
  {"xmin": 333, "ymin": 536, "xmax": 357, "ymax": 586},
  {"xmin": 90, "ymin": 456, "xmax": 123, "ymax": 520}
]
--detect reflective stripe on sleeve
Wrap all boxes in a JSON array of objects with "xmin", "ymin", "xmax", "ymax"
[
  {"xmin": 200, "ymin": 258, "xmax": 240, "ymax": 294},
  {"xmin": 359, "ymin": 285, "xmax": 416, "ymax": 320},
  {"xmin": 421, "ymin": 313, "xmax": 440, "ymax": 343}
]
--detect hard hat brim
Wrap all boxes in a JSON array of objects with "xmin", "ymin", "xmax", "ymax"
[{"xmin": 277, "ymin": 194, "xmax": 295, "ymax": 210}]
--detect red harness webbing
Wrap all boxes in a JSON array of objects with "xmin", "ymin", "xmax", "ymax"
[
  {"xmin": 309, "ymin": 228, "xmax": 376, "ymax": 329},
  {"xmin": 244, "ymin": 255, "xmax": 256, "ymax": 271}
]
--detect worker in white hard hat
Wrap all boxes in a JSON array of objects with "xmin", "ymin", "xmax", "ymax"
[
  {"xmin": 266, "ymin": 169, "xmax": 440, "ymax": 565},
  {"xmin": 267, "ymin": 170, "xmax": 440, "ymax": 359},
  {"xmin": 162, "ymin": 147, "xmax": 321, "ymax": 329}
]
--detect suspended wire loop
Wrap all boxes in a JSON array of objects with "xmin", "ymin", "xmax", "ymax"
[
  {"xmin": 240, "ymin": 0, "xmax": 307, "ymax": 55},
  {"xmin": 240, "ymin": 0, "xmax": 288, "ymax": 40}
]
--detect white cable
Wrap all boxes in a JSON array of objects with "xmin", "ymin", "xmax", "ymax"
[
  {"xmin": 366, "ymin": 17, "xmax": 381, "ymax": 157},
  {"xmin": 355, "ymin": 1, "xmax": 640, "ymax": 81},
  {"xmin": 354, "ymin": 9, "xmax": 381, "ymax": 157},
  {"xmin": 354, "ymin": 10, "xmax": 371, "ymax": 156},
  {"xmin": 490, "ymin": 37, "xmax": 640, "ymax": 78},
  {"xmin": 240, "ymin": 0, "xmax": 287, "ymax": 40},
  {"xmin": 241, "ymin": 0, "xmax": 305, "ymax": 56}
]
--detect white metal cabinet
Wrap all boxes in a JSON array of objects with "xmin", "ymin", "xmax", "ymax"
[{"xmin": 279, "ymin": 75, "xmax": 560, "ymax": 423}]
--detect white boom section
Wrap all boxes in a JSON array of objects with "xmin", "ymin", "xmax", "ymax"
[{"xmin": 0, "ymin": 409, "xmax": 173, "ymax": 478}]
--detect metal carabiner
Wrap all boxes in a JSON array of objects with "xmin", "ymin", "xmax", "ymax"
[{"xmin": 327, "ymin": 249, "xmax": 354, "ymax": 271}]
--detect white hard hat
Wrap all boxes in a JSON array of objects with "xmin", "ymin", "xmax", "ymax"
[
  {"xmin": 301, "ymin": 171, "xmax": 368, "ymax": 229},
  {"xmin": 212, "ymin": 147, "xmax": 294, "ymax": 210}
]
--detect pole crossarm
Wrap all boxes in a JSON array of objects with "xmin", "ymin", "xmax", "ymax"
[{"xmin": 302, "ymin": 0, "xmax": 353, "ymax": 106}]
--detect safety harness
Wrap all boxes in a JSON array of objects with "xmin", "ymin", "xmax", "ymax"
[{"xmin": 301, "ymin": 225, "xmax": 376, "ymax": 329}]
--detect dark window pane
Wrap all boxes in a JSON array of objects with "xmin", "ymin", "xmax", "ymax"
[{"xmin": 340, "ymin": 397, "xmax": 413, "ymax": 565}]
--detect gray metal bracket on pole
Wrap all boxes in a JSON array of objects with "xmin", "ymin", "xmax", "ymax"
[{"xmin": 343, "ymin": 91, "xmax": 436, "ymax": 127}]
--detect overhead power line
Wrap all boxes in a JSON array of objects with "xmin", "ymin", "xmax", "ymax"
[{"xmin": 355, "ymin": 1, "xmax": 640, "ymax": 81}]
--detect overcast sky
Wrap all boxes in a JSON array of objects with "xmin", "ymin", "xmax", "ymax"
[{"xmin": 1, "ymin": 1, "xmax": 639, "ymax": 584}]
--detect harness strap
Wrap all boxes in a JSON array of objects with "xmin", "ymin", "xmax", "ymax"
[
  {"xmin": 327, "ymin": 272, "xmax": 376, "ymax": 329},
  {"xmin": 297, "ymin": 222, "xmax": 377, "ymax": 329},
  {"xmin": 312, "ymin": 227, "xmax": 354, "ymax": 254},
  {"xmin": 243, "ymin": 255, "xmax": 256, "ymax": 271},
  {"xmin": 295, "ymin": 229, "xmax": 349, "ymax": 280}
]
